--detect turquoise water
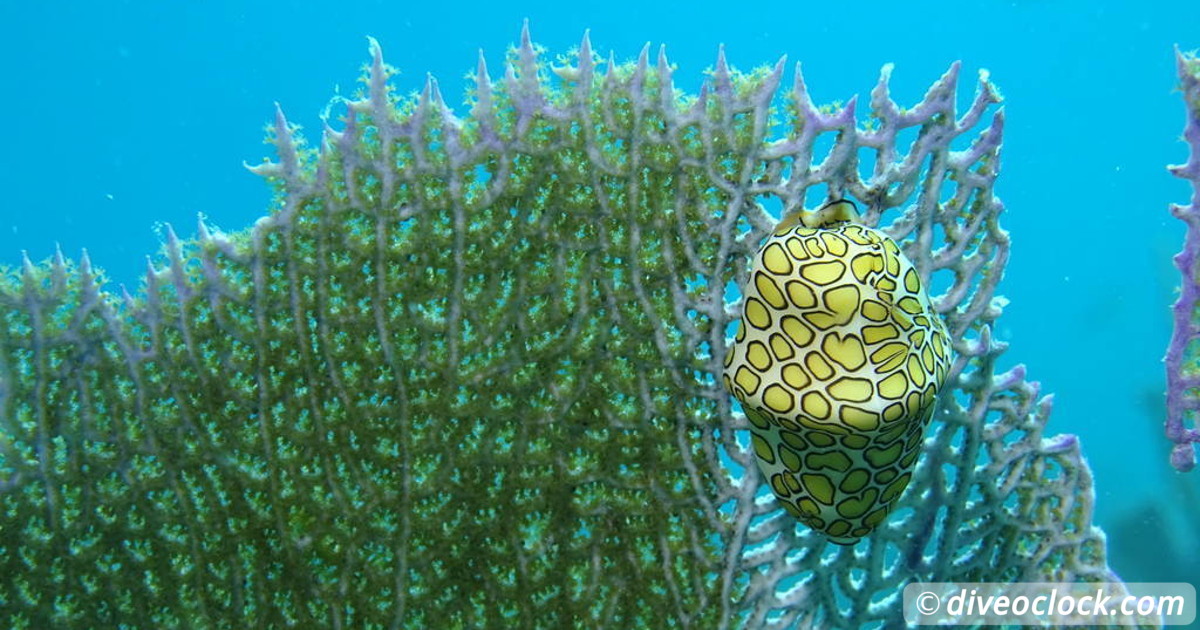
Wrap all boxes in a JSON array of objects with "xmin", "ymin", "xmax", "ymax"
[{"xmin": 2, "ymin": 0, "xmax": 1197, "ymax": 617}]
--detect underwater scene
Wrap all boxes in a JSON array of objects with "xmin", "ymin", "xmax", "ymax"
[{"xmin": 1, "ymin": 1, "xmax": 1199, "ymax": 628}]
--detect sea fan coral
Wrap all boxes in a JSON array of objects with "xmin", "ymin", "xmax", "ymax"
[
  {"xmin": 1166, "ymin": 47, "xmax": 1200, "ymax": 473},
  {"xmin": 0, "ymin": 26, "xmax": 1141, "ymax": 629}
]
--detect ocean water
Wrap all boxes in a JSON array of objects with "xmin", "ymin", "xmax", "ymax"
[{"xmin": 2, "ymin": 0, "xmax": 1198, "ymax": 624}]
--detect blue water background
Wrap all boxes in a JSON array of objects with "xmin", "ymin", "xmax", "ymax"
[{"xmin": 2, "ymin": 0, "xmax": 1197, "ymax": 594}]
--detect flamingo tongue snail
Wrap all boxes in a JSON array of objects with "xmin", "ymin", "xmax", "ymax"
[{"xmin": 722, "ymin": 200, "xmax": 952, "ymax": 544}]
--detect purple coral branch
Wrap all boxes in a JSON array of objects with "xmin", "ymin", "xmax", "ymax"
[{"xmin": 1165, "ymin": 47, "xmax": 1200, "ymax": 472}]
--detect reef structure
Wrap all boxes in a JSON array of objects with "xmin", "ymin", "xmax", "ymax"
[
  {"xmin": 1167, "ymin": 48, "xmax": 1200, "ymax": 473},
  {"xmin": 0, "ymin": 26, "xmax": 1144, "ymax": 629}
]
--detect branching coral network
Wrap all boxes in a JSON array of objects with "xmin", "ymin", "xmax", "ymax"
[{"xmin": 0, "ymin": 25, "xmax": 1151, "ymax": 629}]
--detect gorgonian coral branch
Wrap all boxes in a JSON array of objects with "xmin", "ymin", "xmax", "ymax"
[{"xmin": 1166, "ymin": 47, "xmax": 1200, "ymax": 472}]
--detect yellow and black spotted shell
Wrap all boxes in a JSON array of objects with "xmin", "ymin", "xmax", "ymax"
[{"xmin": 722, "ymin": 201, "xmax": 951, "ymax": 545}]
